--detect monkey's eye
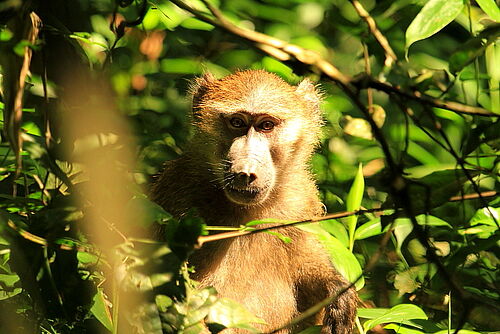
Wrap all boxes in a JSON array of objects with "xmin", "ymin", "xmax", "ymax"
[
  {"xmin": 258, "ymin": 120, "xmax": 275, "ymax": 132},
  {"xmin": 229, "ymin": 117, "xmax": 246, "ymax": 128}
]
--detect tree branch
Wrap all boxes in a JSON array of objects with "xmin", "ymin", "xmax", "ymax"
[
  {"xmin": 357, "ymin": 75, "xmax": 496, "ymax": 117},
  {"xmin": 170, "ymin": 0, "xmax": 497, "ymax": 118},
  {"xmin": 197, "ymin": 190, "xmax": 497, "ymax": 246},
  {"xmin": 350, "ymin": 0, "xmax": 397, "ymax": 67}
]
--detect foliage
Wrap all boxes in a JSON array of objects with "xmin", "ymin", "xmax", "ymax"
[{"xmin": 0, "ymin": 0, "xmax": 499, "ymax": 333}]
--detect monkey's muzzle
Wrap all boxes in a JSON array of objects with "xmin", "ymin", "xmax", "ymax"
[{"xmin": 223, "ymin": 171, "xmax": 272, "ymax": 206}]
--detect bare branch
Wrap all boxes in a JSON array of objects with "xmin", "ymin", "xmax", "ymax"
[
  {"xmin": 350, "ymin": 0, "xmax": 397, "ymax": 67},
  {"xmin": 197, "ymin": 207, "xmax": 384, "ymax": 247},
  {"xmin": 171, "ymin": 0, "xmax": 352, "ymax": 87},
  {"xmin": 359, "ymin": 76, "xmax": 496, "ymax": 117},
  {"xmin": 197, "ymin": 189, "xmax": 497, "ymax": 246}
]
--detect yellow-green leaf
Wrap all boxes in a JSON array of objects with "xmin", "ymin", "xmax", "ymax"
[
  {"xmin": 476, "ymin": 0, "xmax": 500, "ymax": 21},
  {"xmin": 346, "ymin": 163, "xmax": 364, "ymax": 250},
  {"xmin": 406, "ymin": 0, "xmax": 465, "ymax": 55}
]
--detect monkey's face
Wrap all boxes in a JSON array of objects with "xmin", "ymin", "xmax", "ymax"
[
  {"xmin": 190, "ymin": 70, "xmax": 323, "ymax": 206},
  {"xmin": 220, "ymin": 112, "xmax": 278, "ymax": 205}
]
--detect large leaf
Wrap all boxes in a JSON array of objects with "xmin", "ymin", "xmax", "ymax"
[
  {"xmin": 357, "ymin": 307, "xmax": 389, "ymax": 319},
  {"xmin": 90, "ymin": 288, "xmax": 113, "ymax": 331},
  {"xmin": 299, "ymin": 224, "xmax": 364, "ymax": 290},
  {"xmin": 405, "ymin": 0, "xmax": 465, "ymax": 54},
  {"xmin": 354, "ymin": 218, "xmax": 382, "ymax": 240},
  {"xmin": 207, "ymin": 298, "xmax": 266, "ymax": 333},
  {"xmin": 320, "ymin": 219, "xmax": 349, "ymax": 247},
  {"xmin": 363, "ymin": 304, "xmax": 428, "ymax": 331},
  {"xmin": 476, "ymin": 0, "xmax": 500, "ymax": 21}
]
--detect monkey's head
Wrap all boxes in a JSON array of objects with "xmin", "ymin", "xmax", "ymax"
[{"xmin": 189, "ymin": 70, "xmax": 323, "ymax": 206}]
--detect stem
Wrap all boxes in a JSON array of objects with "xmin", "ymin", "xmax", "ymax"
[
  {"xmin": 485, "ymin": 44, "xmax": 499, "ymax": 114},
  {"xmin": 112, "ymin": 266, "xmax": 120, "ymax": 334},
  {"xmin": 355, "ymin": 316, "xmax": 365, "ymax": 334}
]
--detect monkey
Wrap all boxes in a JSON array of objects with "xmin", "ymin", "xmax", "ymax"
[{"xmin": 151, "ymin": 70, "xmax": 358, "ymax": 333}]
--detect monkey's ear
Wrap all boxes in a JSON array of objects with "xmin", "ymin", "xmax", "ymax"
[
  {"xmin": 296, "ymin": 78, "xmax": 322, "ymax": 111},
  {"xmin": 190, "ymin": 72, "xmax": 216, "ymax": 113}
]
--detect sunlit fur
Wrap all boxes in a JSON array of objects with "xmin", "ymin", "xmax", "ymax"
[{"xmin": 151, "ymin": 70, "xmax": 357, "ymax": 333}]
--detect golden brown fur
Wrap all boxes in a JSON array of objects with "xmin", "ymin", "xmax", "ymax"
[{"xmin": 151, "ymin": 70, "xmax": 357, "ymax": 333}]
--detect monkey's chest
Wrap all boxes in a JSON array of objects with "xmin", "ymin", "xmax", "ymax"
[{"xmin": 190, "ymin": 237, "xmax": 299, "ymax": 327}]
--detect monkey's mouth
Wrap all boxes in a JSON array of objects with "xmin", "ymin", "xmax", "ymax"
[{"xmin": 224, "ymin": 186, "xmax": 269, "ymax": 205}]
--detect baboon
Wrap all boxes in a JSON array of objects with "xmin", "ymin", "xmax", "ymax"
[{"xmin": 151, "ymin": 70, "xmax": 358, "ymax": 333}]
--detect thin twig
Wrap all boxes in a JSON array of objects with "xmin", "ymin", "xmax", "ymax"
[
  {"xmin": 449, "ymin": 190, "xmax": 496, "ymax": 201},
  {"xmin": 197, "ymin": 189, "xmax": 497, "ymax": 246},
  {"xmin": 197, "ymin": 207, "xmax": 384, "ymax": 247},
  {"xmin": 350, "ymin": 0, "xmax": 397, "ymax": 67},
  {"xmin": 360, "ymin": 76, "xmax": 496, "ymax": 117}
]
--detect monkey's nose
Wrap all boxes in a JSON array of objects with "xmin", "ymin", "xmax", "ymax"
[{"xmin": 234, "ymin": 172, "xmax": 257, "ymax": 187}]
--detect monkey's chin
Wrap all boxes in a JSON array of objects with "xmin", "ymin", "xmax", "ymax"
[{"xmin": 224, "ymin": 187, "xmax": 270, "ymax": 206}]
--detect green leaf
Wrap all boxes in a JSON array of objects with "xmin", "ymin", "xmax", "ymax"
[
  {"xmin": 0, "ymin": 28, "xmax": 13, "ymax": 41},
  {"xmin": 469, "ymin": 207, "xmax": 500, "ymax": 227},
  {"xmin": 0, "ymin": 273, "xmax": 22, "ymax": 300},
  {"xmin": 434, "ymin": 331, "xmax": 481, "ymax": 334},
  {"xmin": 320, "ymin": 219, "xmax": 349, "ymax": 247},
  {"xmin": 155, "ymin": 294, "xmax": 173, "ymax": 313},
  {"xmin": 460, "ymin": 224, "xmax": 497, "ymax": 238},
  {"xmin": 393, "ymin": 266, "xmax": 422, "ymax": 296},
  {"xmin": 207, "ymin": 298, "xmax": 266, "ymax": 333},
  {"xmin": 407, "ymin": 141, "xmax": 441, "ymax": 165},
  {"xmin": 346, "ymin": 163, "xmax": 364, "ymax": 212},
  {"xmin": 449, "ymin": 25, "xmax": 500, "ymax": 73},
  {"xmin": 476, "ymin": 0, "xmax": 500, "ymax": 21},
  {"xmin": 160, "ymin": 58, "xmax": 203, "ymax": 74},
  {"xmin": 363, "ymin": 304, "xmax": 428, "ymax": 331},
  {"xmin": 354, "ymin": 218, "xmax": 382, "ymax": 240},
  {"xmin": 393, "ymin": 218, "xmax": 413, "ymax": 257},
  {"xmin": 77, "ymin": 251, "xmax": 100, "ymax": 265},
  {"xmin": 357, "ymin": 307, "xmax": 389, "ymax": 319},
  {"xmin": 346, "ymin": 163, "xmax": 364, "ymax": 250},
  {"xmin": 0, "ymin": 286, "xmax": 22, "ymax": 300},
  {"xmin": 91, "ymin": 288, "xmax": 113, "ymax": 331},
  {"xmin": 261, "ymin": 57, "xmax": 295, "ymax": 81},
  {"xmin": 297, "ymin": 326, "xmax": 322, "ymax": 334},
  {"xmin": 299, "ymin": 224, "xmax": 365, "ymax": 290},
  {"xmin": 0, "ymin": 273, "xmax": 19, "ymax": 287},
  {"xmin": 181, "ymin": 17, "xmax": 215, "ymax": 31},
  {"xmin": 405, "ymin": 0, "xmax": 465, "ymax": 54},
  {"xmin": 384, "ymin": 324, "xmax": 424, "ymax": 334}
]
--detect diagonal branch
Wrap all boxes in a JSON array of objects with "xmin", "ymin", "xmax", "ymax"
[
  {"xmin": 171, "ymin": 0, "xmax": 352, "ymax": 87},
  {"xmin": 357, "ymin": 75, "xmax": 496, "ymax": 117},
  {"xmin": 350, "ymin": 0, "xmax": 397, "ymax": 67},
  {"xmin": 170, "ymin": 0, "xmax": 496, "ymax": 118}
]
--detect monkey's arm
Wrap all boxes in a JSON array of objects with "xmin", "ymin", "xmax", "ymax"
[
  {"xmin": 295, "ymin": 235, "xmax": 358, "ymax": 334},
  {"xmin": 320, "ymin": 278, "xmax": 358, "ymax": 334}
]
